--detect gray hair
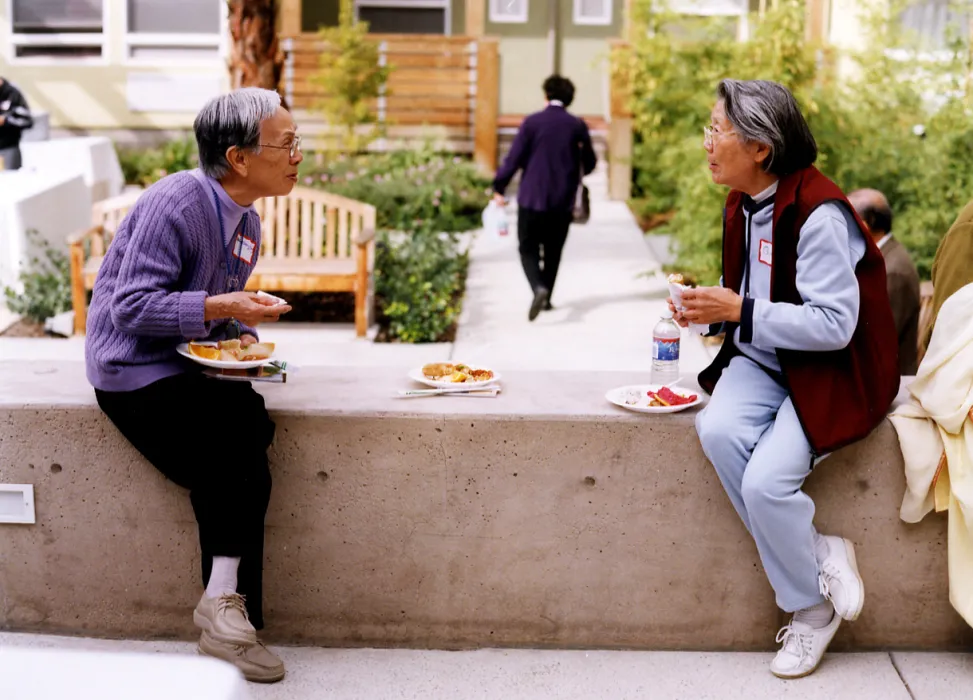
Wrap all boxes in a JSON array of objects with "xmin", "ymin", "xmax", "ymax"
[
  {"xmin": 194, "ymin": 87, "xmax": 282, "ymax": 179},
  {"xmin": 717, "ymin": 79, "xmax": 817, "ymax": 176}
]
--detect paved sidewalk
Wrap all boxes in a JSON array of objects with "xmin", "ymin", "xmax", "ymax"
[
  {"xmin": 3, "ymin": 632, "xmax": 971, "ymax": 700},
  {"xmin": 451, "ymin": 198, "xmax": 714, "ymax": 373}
]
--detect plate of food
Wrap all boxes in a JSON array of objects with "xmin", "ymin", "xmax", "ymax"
[
  {"xmin": 177, "ymin": 339, "xmax": 277, "ymax": 370},
  {"xmin": 606, "ymin": 384, "xmax": 703, "ymax": 414},
  {"xmin": 409, "ymin": 362, "xmax": 500, "ymax": 388}
]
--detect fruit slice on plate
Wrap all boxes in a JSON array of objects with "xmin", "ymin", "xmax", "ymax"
[
  {"xmin": 188, "ymin": 342, "xmax": 221, "ymax": 361},
  {"xmin": 239, "ymin": 342, "xmax": 275, "ymax": 361}
]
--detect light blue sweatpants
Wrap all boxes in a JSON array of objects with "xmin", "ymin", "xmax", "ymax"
[{"xmin": 695, "ymin": 354, "xmax": 827, "ymax": 613}]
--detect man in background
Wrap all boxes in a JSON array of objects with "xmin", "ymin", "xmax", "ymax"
[
  {"xmin": 0, "ymin": 77, "xmax": 33, "ymax": 170},
  {"xmin": 849, "ymin": 188, "xmax": 921, "ymax": 375},
  {"xmin": 491, "ymin": 75, "xmax": 597, "ymax": 321}
]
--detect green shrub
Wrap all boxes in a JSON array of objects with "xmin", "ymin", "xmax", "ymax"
[
  {"xmin": 3, "ymin": 230, "xmax": 72, "ymax": 324},
  {"xmin": 375, "ymin": 229, "xmax": 468, "ymax": 343},
  {"xmin": 299, "ymin": 146, "xmax": 491, "ymax": 233},
  {"xmin": 625, "ymin": 0, "xmax": 973, "ymax": 283},
  {"xmin": 116, "ymin": 136, "xmax": 198, "ymax": 188}
]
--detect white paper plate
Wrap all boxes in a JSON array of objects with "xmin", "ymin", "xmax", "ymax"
[
  {"xmin": 606, "ymin": 384, "xmax": 703, "ymax": 414},
  {"xmin": 177, "ymin": 342, "xmax": 275, "ymax": 370},
  {"xmin": 408, "ymin": 365, "xmax": 501, "ymax": 389}
]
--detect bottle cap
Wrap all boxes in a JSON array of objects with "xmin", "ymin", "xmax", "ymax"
[{"xmin": 662, "ymin": 308, "xmax": 673, "ymax": 319}]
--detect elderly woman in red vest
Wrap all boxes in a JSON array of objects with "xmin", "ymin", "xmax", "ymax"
[{"xmin": 670, "ymin": 79, "xmax": 900, "ymax": 679}]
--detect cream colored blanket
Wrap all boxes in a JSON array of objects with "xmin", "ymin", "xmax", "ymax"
[{"xmin": 889, "ymin": 282, "xmax": 973, "ymax": 627}]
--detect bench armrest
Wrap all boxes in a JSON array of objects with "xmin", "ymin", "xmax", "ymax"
[{"xmin": 354, "ymin": 226, "xmax": 377, "ymax": 246}]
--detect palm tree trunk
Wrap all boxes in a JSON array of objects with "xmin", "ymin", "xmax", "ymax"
[{"xmin": 227, "ymin": 0, "xmax": 289, "ymax": 109}]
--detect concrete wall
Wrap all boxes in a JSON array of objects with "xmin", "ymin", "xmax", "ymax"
[
  {"xmin": 0, "ymin": 0, "xmax": 230, "ymax": 131},
  {"xmin": 1, "ymin": 363, "xmax": 970, "ymax": 651}
]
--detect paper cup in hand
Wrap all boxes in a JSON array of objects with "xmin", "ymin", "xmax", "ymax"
[{"xmin": 668, "ymin": 279, "xmax": 711, "ymax": 336}]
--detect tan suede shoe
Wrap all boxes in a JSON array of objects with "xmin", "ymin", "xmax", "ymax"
[
  {"xmin": 198, "ymin": 631, "xmax": 285, "ymax": 684},
  {"xmin": 193, "ymin": 593, "xmax": 257, "ymax": 646}
]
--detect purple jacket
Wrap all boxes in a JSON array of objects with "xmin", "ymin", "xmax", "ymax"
[
  {"xmin": 85, "ymin": 170, "xmax": 262, "ymax": 392},
  {"xmin": 492, "ymin": 104, "xmax": 597, "ymax": 213}
]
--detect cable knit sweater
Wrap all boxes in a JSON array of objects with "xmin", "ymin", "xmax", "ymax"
[{"xmin": 85, "ymin": 170, "xmax": 261, "ymax": 392}]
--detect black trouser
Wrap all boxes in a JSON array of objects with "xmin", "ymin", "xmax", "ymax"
[
  {"xmin": 517, "ymin": 206, "xmax": 572, "ymax": 296},
  {"xmin": 95, "ymin": 371, "xmax": 276, "ymax": 629}
]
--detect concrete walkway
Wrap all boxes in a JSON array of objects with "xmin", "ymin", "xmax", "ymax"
[
  {"xmin": 3, "ymin": 632, "xmax": 971, "ymax": 699},
  {"xmin": 451, "ymin": 198, "xmax": 713, "ymax": 373}
]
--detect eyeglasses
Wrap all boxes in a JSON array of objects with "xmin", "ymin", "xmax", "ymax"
[
  {"xmin": 703, "ymin": 125, "xmax": 736, "ymax": 148},
  {"xmin": 259, "ymin": 134, "xmax": 302, "ymax": 159}
]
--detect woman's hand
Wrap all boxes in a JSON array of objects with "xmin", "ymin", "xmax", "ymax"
[
  {"xmin": 681, "ymin": 287, "xmax": 743, "ymax": 325},
  {"xmin": 666, "ymin": 297, "xmax": 690, "ymax": 328},
  {"xmin": 205, "ymin": 292, "xmax": 292, "ymax": 327},
  {"xmin": 240, "ymin": 333, "xmax": 258, "ymax": 347},
  {"xmin": 493, "ymin": 192, "xmax": 506, "ymax": 207}
]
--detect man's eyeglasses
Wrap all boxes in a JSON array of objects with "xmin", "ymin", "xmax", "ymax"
[{"xmin": 260, "ymin": 134, "xmax": 302, "ymax": 159}]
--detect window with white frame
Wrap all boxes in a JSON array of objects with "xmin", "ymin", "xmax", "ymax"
[
  {"xmin": 490, "ymin": 0, "xmax": 529, "ymax": 24},
  {"xmin": 899, "ymin": 0, "xmax": 969, "ymax": 51},
  {"xmin": 356, "ymin": 0, "xmax": 451, "ymax": 34},
  {"xmin": 574, "ymin": 0, "xmax": 612, "ymax": 26},
  {"xmin": 125, "ymin": 0, "xmax": 223, "ymax": 62},
  {"xmin": 10, "ymin": 0, "xmax": 105, "ymax": 61}
]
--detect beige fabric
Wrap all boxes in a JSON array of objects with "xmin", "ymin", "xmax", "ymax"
[{"xmin": 889, "ymin": 282, "xmax": 973, "ymax": 628}]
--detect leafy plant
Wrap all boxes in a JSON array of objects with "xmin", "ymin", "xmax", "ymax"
[
  {"xmin": 116, "ymin": 136, "xmax": 198, "ymax": 187},
  {"xmin": 3, "ymin": 230, "xmax": 72, "ymax": 324},
  {"xmin": 375, "ymin": 230, "xmax": 468, "ymax": 343},
  {"xmin": 623, "ymin": 0, "xmax": 973, "ymax": 283},
  {"xmin": 299, "ymin": 145, "xmax": 491, "ymax": 232},
  {"xmin": 310, "ymin": 0, "xmax": 391, "ymax": 153}
]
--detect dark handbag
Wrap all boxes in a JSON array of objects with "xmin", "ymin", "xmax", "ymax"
[{"xmin": 572, "ymin": 168, "xmax": 590, "ymax": 224}]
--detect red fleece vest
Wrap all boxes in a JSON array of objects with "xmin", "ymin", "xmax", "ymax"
[{"xmin": 698, "ymin": 166, "xmax": 901, "ymax": 455}]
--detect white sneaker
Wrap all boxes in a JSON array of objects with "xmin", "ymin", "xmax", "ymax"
[
  {"xmin": 816, "ymin": 535, "xmax": 865, "ymax": 621},
  {"xmin": 770, "ymin": 612, "xmax": 841, "ymax": 679}
]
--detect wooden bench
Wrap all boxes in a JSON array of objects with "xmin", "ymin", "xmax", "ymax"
[{"xmin": 69, "ymin": 185, "xmax": 377, "ymax": 337}]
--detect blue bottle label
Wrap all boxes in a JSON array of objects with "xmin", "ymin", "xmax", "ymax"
[{"xmin": 653, "ymin": 337, "xmax": 680, "ymax": 362}]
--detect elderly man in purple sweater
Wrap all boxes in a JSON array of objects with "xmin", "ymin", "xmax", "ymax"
[{"xmin": 85, "ymin": 87, "xmax": 300, "ymax": 683}]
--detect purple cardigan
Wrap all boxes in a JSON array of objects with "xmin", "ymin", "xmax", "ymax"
[{"xmin": 85, "ymin": 170, "xmax": 262, "ymax": 392}]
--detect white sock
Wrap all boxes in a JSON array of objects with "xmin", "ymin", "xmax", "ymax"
[
  {"xmin": 793, "ymin": 600, "xmax": 835, "ymax": 629},
  {"xmin": 205, "ymin": 556, "xmax": 241, "ymax": 599}
]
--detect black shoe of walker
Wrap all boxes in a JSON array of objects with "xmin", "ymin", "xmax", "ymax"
[{"xmin": 529, "ymin": 288, "xmax": 549, "ymax": 321}]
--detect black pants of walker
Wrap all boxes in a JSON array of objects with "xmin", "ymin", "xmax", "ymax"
[
  {"xmin": 517, "ymin": 206, "xmax": 572, "ymax": 296},
  {"xmin": 95, "ymin": 371, "xmax": 276, "ymax": 629}
]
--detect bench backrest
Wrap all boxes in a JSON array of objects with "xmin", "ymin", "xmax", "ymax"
[{"xmin": 91, "ymin": 185, "xmax": 376, "ymax": 260}]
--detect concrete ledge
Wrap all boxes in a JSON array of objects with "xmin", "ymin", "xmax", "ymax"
[{"xmin": 0, "ymin": 361, "xmax": 970, "ymax": 651}]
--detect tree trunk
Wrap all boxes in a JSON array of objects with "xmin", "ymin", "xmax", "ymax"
[{"xmin": 227, "ymin": 0, "xmax": 289, "ymax": 109}]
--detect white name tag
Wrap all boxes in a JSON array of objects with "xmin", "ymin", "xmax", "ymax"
[
  {"xmin": 234, "ymin": 236, "xmax": 256, "ymax": 265},
  {"xmin": 758, "ymin": 239, "xmax": 773, "ymax": 267}
]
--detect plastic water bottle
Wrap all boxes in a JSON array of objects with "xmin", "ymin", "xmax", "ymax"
[
  {"xmin": 495, "ymin": 203, "xmax": 509, "ymax": 237},
  {"xmin": 651, "ymin": 309, "xmax": 681, "ymax": 385}
]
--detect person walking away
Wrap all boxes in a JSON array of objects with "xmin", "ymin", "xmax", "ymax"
[{"xmin": 491, "ymin": 75, "xmax": 597, "ymax": 321}]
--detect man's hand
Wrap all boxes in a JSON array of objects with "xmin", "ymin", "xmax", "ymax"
[
  {"xmin": 492, "ymin": 192, "xmax": 506, "ymax": 207},
  {"xmin": 666, "ymin": 297, "xmax": 690, "ymax": 328},
  {"xmin": 681, "ymin": 287, "xmax": 743, "ymax": 325},
  {"xmin": 204, "ymin": 292, "xmax": 292, "ymax": 327}
]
